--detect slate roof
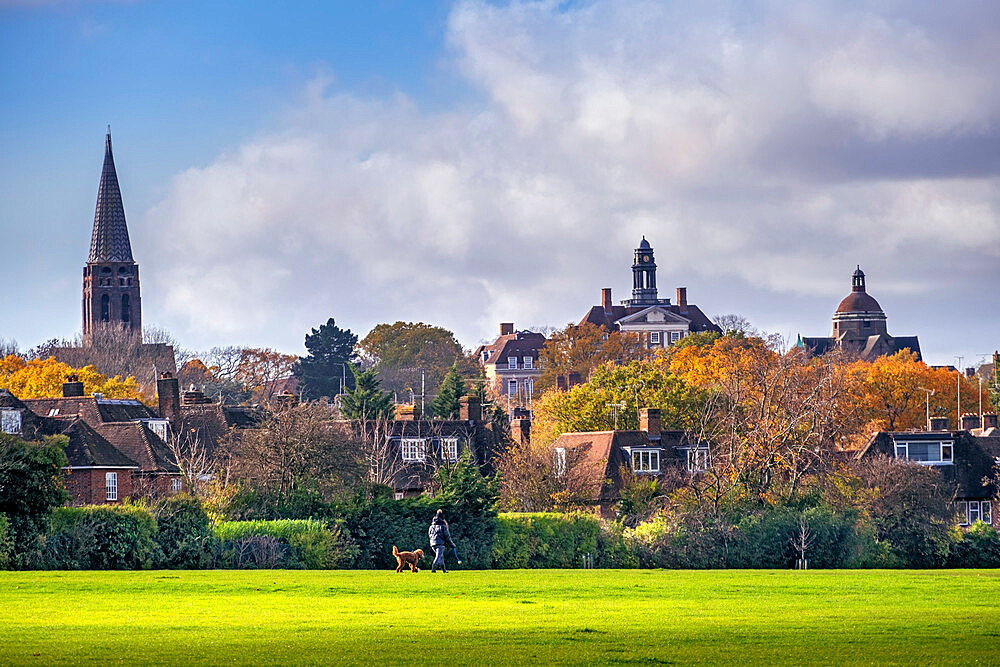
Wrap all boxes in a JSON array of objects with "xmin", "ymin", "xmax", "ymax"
[
  {"xmin": 581, "ymin": 302, "xmax": 720, "ymax": 334},
  {"xmin": 23, "ymin": 396, "xmax": 156, "ymax": 423},
  {"xmin": 178, "ymin": 403, "xmax": 269, "ymax": 457},
  {"xmin": 42, "ymin": 417, "xmax": 139, "ymax": 469},
  {"xmin": 800, "ymin": 334, "xmax": 922, "ymax": 362},
  {"xmin": 94, "ymin": 421, "xmax": 178, "ymax": 473},
  {"xmin": 89, "ymin": 130, "xmax": 134, "ymax": 263},
  {"xmin": 475, "ymin": 331, "xmax": 546, "ymax": 366}
]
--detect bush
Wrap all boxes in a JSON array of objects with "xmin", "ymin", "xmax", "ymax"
[
  {"xmin": 492, "ymin": 513, "xmax": 600, "ymax": 568},
  {"xmin": 154, "ymin": 494, "xmax": 218, "ymax": 569},
  {"xmin": 0, "ymin": 434, "xmax": 69, "ymax": 567},
  {"xmin": 44, "ymin": 503, "xmax": 158, "ymax": 570},
  {"xmin": 949, "ymin": 523, "xmax": 1000, "ymax": 568},
  {"xmin": 214, "ymin": 519, "xmax": 356, "ymax": 569},
  {"xmin": 0, "ymin": 513, "xmax": 12, "ymax": 570}
]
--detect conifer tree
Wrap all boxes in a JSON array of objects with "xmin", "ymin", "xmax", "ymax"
[
  {"xmin": 430, "ymin": 364, "xmax": 466, "ymax": 419},
  {"xmin": 295, "ymin": 318, "xmax": 358, "ymax": 400},
  {"xmin": 340, "ymin": 367, "xmax": 394, "ymax": 421}
]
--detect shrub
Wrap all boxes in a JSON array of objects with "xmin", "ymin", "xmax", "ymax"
[
  {"xmin": 44, "ymin": 503, "xmax": 158, "ymax": 570},
  {"xmin": 214, "ymin": 519, "xmax": 356, "ymax": 569},
  {"xmin": 492, "ymin": 513, "xmax": 600, "ymax": 568},
  {"xmin": 949, "ymin": 523, "xmax": 1000, "ymax": 568},
  {"xmin": 154, "ymin": 494, "xmax": 218, "ymax": 569},
  {"xmin": 0, "ymin": 513, "xmax": 12, "ymax": 570}
]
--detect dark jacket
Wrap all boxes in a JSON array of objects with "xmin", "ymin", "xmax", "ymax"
[{"xmin": 428, "ymin": 517, "xmax": 455, "ymax": 548}]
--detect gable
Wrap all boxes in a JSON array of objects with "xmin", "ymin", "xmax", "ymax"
[{"xmin": 616, "ymin": 306, "xmax": 691, "ymax": 327}]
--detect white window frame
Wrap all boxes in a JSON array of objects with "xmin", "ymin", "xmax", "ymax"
[
  {"xmin": 670, "ymin": 331, "xmax": 681, "ymax": 343},
  {"xmin": 958, "ymin": 501, "xmax": 969, "ymax": 525},
  {"xmin": 145, "ymin": 419, "xmax": 169, "ymax": 442},
  {"xmin": 984, "ymin": 501, "xmax": 993, "ymax": 525},
  {"xmin": 969, "ymin": 502, "xmax": 981, "ymax": 524},
  {"xmin": 687, "ymin": 448, "xmax": 709, "ymax": 472},
  {"xmin": 554, "ymin": 448, "xmax": 567, "ymax": 478},
  {"xmin": 958, "ymin": 500, "xmax": 993, "ymax": 526},
  {"xmin": 170, "ymin": 478, "xmax": 183, "ymax": 494},
  {"xmin": 508, "ymin": 379, "xmax": 517, "ymax": 396},
  {"xmin": 631, "ymin": 449, "xmax": 660, "ymax": 473},
  {"xmin": 649, "ymin": 332, "xmax": 660, "ymax": 344},
  {"xmin": 523, "ymin": 356, "xmax": 533, "ymax": 369},
  {"xmin": 440, "ymin": 437, "xmax": 459, "ymax": 462},
  {"xmin": 525, "ymin": 378, "xmax": 534, "ymax": 396},
  {"xmin": 508, "ymin": 356, "xmax": 517, "ymax": 370},
  {"xmin": 400, "ymin": 438, "xmax": 426, "ymax": 462},
  {"xmin": 106, "ymin": 472, "xmax": 118, "ymax": 501},
  {"xmin": 1, "ymin": 409, "xmax": 22, "ymax": 435},
  {"xmin": 893, "ymin": 439, "xmax": 954, "ymax": 465}
]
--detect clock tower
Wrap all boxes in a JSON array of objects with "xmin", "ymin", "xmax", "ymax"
[{"xmin": 625, "ymin": 237, "xmax": 663, "ymax": 307}]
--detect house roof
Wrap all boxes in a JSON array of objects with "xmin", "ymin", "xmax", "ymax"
[
  {"xmin": 475, "ymin": 331, "xmax": 546, "ymax": 366},
  {"xmin": 581, "ymin": 302, "xmax": 719, "ymax": 334},
  {"xmin": 616, "ymin": 305, "xmax": 692, "ymax": 327},
  {"xmin": 93, "ymin": 421, "xmax": 178, "ymax": 473},
  {"xmin": 89, "ymin": 130, "xmax": 134, "ymax": 264},
  {"xmin": 22, "ymin": 396, "xmax": 157, "ymax": 423},
  {"xmin": 42, "ymin": 417, "xmax": 139, "ymax": 469}
]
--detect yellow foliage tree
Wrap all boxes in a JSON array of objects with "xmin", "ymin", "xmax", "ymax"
[{"xmin": 0, "ymin": 356, "xmax": 143, "ymax": 400}]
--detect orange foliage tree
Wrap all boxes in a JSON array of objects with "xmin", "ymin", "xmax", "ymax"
[
  {"xmin": 0, "ymin": 355, "xmax": 143, "ymax": 400},
  {"xmin": 535, "ymin": 322, "xmax": 651, "ymax": 393}
]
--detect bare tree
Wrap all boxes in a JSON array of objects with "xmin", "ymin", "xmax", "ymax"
[
  {"xmin": 712, "ymin": 313, "xmax": 760, "ymax": 336},
  {"xmin": 0, "ymin": 338, "xmax": 19, "ymax": 358},
  {"xmin": 789, "ymin": 516, "xmax": 814, "ymax": 567},
  {"xmin": 167, "ymin": 430, "xmax": 212, "ymax": 498}
]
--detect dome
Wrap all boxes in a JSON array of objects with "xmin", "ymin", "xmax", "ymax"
[
  {"xmin": 638, "ymin": 237, "xmax": 651, "ymax": 250},
  {"xmin": 835, "ymin": 291, "xmax": 883, "ymax": 314}
]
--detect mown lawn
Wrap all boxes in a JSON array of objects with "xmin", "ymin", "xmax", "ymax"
[{"xmin": 0, "ymin": 569, "xmax": 998, "ymax": 665}]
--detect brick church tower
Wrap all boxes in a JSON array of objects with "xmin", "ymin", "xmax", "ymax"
[{"xmin": 82, "ymin": 129, "xmax": 141, "ymax": 344}]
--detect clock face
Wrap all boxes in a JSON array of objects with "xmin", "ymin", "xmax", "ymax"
[{"xmin": 641, "ymin": 255, "xmax": 651, "ymax": 263}]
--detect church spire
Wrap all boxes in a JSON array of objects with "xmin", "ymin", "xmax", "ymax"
[{"xmin": 88, "ymin": 128, "xmax": 134, "ymax": 263}]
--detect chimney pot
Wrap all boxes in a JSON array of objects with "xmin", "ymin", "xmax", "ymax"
[
  {"xmin": 982, "ymin": 413, "xmax": 999, "ymax": 430},
  {"xmin": 395, "ymin": 403, "xmax": 421, "ymax": 421},
  {"xmin": 929, "ymin": 416, "xmax": 949, "ymax": 431},
  {"xmin": 961, "ymin": 413, "xmax": 981, "ymax": 431},
  {"xmin": 500, "ymin": 322, "xmax": 514, "ymax": 336}
]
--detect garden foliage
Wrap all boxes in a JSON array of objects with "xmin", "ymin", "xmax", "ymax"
[{"xmin": 44, "ymin": 504, "xmax": 158, "ymax": 570}]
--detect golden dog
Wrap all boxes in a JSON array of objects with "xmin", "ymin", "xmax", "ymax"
[{"xmin": 393, "ymin": 545, "xmax": 424, "ymax": 573}]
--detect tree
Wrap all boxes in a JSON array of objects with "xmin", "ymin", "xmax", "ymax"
[
  {"xmin": 234, "ymin": 347, "xmax": 299, "ymax": 404},
  {"xmin": 0, "ymin": 434, "xmax": 70, "ymax": 566},
  {"xmin": 357, "ymin": 321, "xmax": 472, "ymax": 398},
  {"xmin": 340, "ymin": 367, "xmax": 394, "ymax": 421},
  {"xmin": 294, "ymin": 317, "xmax": 358, "ymax": 400},
  {"xmin": 430, "ymin": 364, "xmax": 466, "ymax": 419},
  {"xmin": 0, "ymin": 356, "xmax": 143, "ymax": 400},
  {"xmin": 712, "ymin": 313, "xmax": 760, "ymax": 337},
  {"xmin": 535, "ymin": 322, "xmax": 651, "ymax": 393}
]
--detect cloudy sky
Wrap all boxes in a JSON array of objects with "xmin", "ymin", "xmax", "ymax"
[{"xmin": 1, "ymin": 0, "xmax": 998, "ymax": 366}]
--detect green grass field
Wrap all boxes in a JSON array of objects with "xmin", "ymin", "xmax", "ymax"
[{"xmin": 1, "ymin": 570, "xmax": 998, "ymax": 665}]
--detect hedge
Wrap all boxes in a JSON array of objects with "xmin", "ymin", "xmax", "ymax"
[
  {"xmin": 214, "ymin": 519, "xmax": 356, "ymax": 569},
  {"xmin": 44, "ymin": 504, "xmax": 158, "ymax": 570},
  {"xmin": 493, "ymin": 513, "xmax": 601, "ymax": 568},
  {"xmin": 0, "ymin": 513, "xmax": 12, "ymax": 570}
]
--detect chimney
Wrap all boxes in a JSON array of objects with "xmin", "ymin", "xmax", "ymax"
[
  {"xmin": 156, "ymin": 372, "xmax": 181, "ymax": 422},
  {"xmin": 568, "ymin": 371, "xmax": 582, "ymax": 388},
  {"xmin": 961, "ymin": 413, "xmax": 981, "ymax": 431},
  {"xmin": 510, "ymin": 418, "xmax": 531, "ymax": 448},
  {"xmin": 62, "ymin": 374, "xmax": 85, "ymax": 397},
  {"xmin": 512, "ymin": 406, "xmax": 530, "ymax": 420},
  {"xmin": 395, "ymin": 403, "xmax": 421, "ymax": 421},
  {"xmin": 556, "ymin": 375, "xmax": 567, "ymax": 391},
  {"xmin": 181, "ymin": 386, "xmax": 212, "ymax": 405},
  {"xmin": 460, "ymin": 395, "xmax": 482, "ymax": 422},
  {"xmin": 639, "ymin": 408, "xmax": 661, "ymax": 438},
  {"xmin": 676, "ymin": 287, "xmax": 688, "ymax": 312},
  {"xmin": 500, "ymin": 322, "xmax": 514, "ymax": 336},
  {"xmin": 272, "ymin": 392, "xmax": 299, "ymax": 411},
  {"xmin": 929, "ymin": 416, "xmax": 949, "ymax": 431},
  {"xmin": 601, "ymin": 288, "xmax": 613, "ymax": 313},
  {"xmin": 983, "ymin": 413, "xmax": 999, "ymax": 430}
]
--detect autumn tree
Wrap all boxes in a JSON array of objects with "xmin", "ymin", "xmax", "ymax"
[
  {"xmin": 234, "ymin": 347, "xmax": 299, "ymax": 404},
  {"xmin": 535, "ymin": 322, "xmax": 650, "ymax": 393},
  {"xmin": 294, "ymin": 317, "xmax": 358, "ymax": 400},
  {"xmin": 0, "ymin": 356, "xmax": 143, "ymax": 400},
  {"xmin": 532, "ymin": 358, "xmax": 707, "ymax": 447},
  {"xmin": 357, "ymin": 321, "xmax": 477, "ymax": 398}
]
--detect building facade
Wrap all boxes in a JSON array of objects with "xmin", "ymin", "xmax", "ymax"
[
  {"xmin": 801, "ymin": 267, "xmax": 921, "ymax": 361},
  {"xmin": 579, "ymin": 237, "xmax": 721, "ymax": 348},
  {"xmin": 474, "ymin": 323, "xmax": 546, "ymax": 409}
]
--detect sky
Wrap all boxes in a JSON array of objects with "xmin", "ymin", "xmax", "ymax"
[{"xmin": 1, "ymin": 0, "xmax": 998, "ymax": 367}]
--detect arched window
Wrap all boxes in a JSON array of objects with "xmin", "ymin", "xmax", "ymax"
[
  {"xmin": 100, "ymin": 266, "xmax": 112, "ymax": 287},
  {"xmin": 121, "ymin": 294, "xmax": 131, "ymax": 323},
  {"xmin": 100, "ymin": 294, "xmax": 110, "ymax": 321}
]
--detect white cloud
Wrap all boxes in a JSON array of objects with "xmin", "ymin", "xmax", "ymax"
[{"xmin": 140, "ymin": 0, "xmax": 1000, "ymax": 360}]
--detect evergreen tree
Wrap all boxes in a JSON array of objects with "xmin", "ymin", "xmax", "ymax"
[
  {"xmin": 340, "ymin": 367, "xmax": 394, "ymax": 421},
  {"xmin": 294, "ymin": 318, "xmax": 358, "ymax": 400},
  {"xmin": 430, "ymin": 364, "xmax": 466, "ymax": 419}
]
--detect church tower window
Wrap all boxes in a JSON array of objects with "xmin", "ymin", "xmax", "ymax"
[
  {"xmin": 122, "ymin": 294, "xmax": 131, "ymax": 323},
  {"xmin": 100, "ymin": 294, "xmax": 110, "ymax": 321}
]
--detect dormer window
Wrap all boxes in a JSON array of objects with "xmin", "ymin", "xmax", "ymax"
[
  {"xmin": 1, "ymin": 408, "xmax": 22, "ymax": 435},
  {"xmin": 687, "ymin": 448, "xmax": 709, "ymax": 472},
  {"xmin": 400, "ymin": 438, "xmax": 427, "ymax": 462},
  {"xmin": 508, "ymin": 356, "xmax": 517, "ymax": 369},
  {"xmin": 632, "ymin": 449, "xmax": 660, "ymax": 473},
  {"xmin": 893, "ymin": 439, "xmax": 953, "ymax": 465},
  {"xmin": 523, "ymin": 356, "xmax": 533, "ymax": 369}
]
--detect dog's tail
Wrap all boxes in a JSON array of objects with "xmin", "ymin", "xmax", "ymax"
[{"xmin": 392, "ymin": 545, "xmax": 399, "ymax": 556}]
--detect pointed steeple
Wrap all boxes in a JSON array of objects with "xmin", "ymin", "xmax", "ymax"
[{"xmin": 89, "ymin": 128, "xmax": 134, "ymax": 263}]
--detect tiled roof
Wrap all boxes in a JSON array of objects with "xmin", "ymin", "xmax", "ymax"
[
  {"xmin": 22, "ymin": 396, "xmax": 156, "ymax": 423},
  {"xmin": 476, "ymin": 331, "xmax": 546, "ymax": 366},
  {"xmin": 89, "ymin": 130, "xmax": 134, "ymax": 263},
  {"xmin": 94, "ymin": 421, "xmax": 178, "ymax": 473},
  {"xmin": 581, "ymin": 303, "xmax": 720, "ymax": 334},
  {"xmin": 43, "ymin": 417, "xmax": 139, "ymax": 469}
]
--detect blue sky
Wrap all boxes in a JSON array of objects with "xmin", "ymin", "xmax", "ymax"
[{"xmin": 1, "ymin": 0, "xmax": 998, "ymax": 367}]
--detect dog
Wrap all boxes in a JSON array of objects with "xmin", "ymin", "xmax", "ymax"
[{"xmin": 393, "ymin": 545, "xmax": 424, "ymax": 573}]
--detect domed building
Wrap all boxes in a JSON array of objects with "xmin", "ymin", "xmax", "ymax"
[{"xmin": 800, "ymin": 267, "xmax": 921, "ymax": 361}]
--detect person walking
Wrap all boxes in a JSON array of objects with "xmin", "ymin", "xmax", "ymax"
[{"xmin": 428, "ymin": 509, "xmax": 456, "ymax": 573}]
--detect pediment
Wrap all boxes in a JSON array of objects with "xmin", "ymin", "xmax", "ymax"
[{"xmin": 616, "ymin": 306, "xmax": 691, "ymax": 326}]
